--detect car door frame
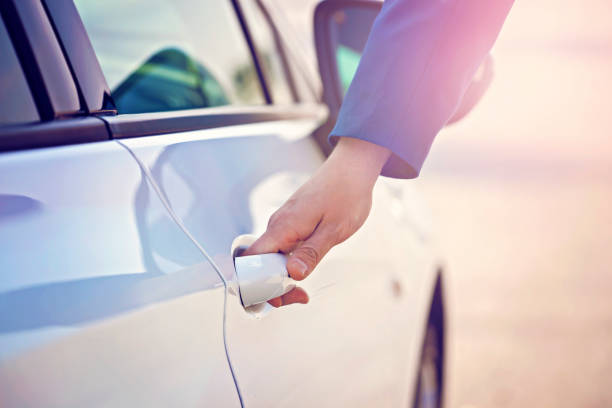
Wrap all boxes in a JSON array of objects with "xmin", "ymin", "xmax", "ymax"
[
  {"xmin": 0, "ymin": 0, "xmax": 109, "ymax": 152},
  {"xmin": 42, "ymin": 0, "xmax": 327, "ymax": 145},
  {"xmin": 0, "ymin": 0, "xmax": 328, "ymax": 156},
  {"xmin": 0, "ymin": 0, "xmax": 332, "ymax": 168}
]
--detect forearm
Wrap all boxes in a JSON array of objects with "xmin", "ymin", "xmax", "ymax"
[{"xmin": 330, "ymin": 0, "xmax": 514, "ymax": 178}]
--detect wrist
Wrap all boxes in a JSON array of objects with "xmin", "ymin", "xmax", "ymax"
[{"xmin": 328, "ymin": 137, "xmax": 391, "ymax": 185}]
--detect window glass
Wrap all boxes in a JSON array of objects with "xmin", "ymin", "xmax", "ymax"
[
  {"xmin": 331, "ymin": 8, "xmax": 377, "ymax": 96},
  {"xmin": 74, "ymin": 0, "xmax": 265, "ymax": 114},
  {"xmin": 0, "ymin": 17, "xmax": 39, "ymax": 126},
  {"xmin": 336, "ymin": 45, "xmax": 361, "ymax": 96},
  {"xmin": 239, "ymin": 0, "xmax": 294, "ymax": 104},
  {"xmin": 260, "ymin": 0, "xmax": 320, "ymax": 102}
]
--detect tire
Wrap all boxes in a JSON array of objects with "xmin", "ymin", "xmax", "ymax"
[{"xmin": 412, "ymin": 277, "xmax": 445, "ymax": 408}]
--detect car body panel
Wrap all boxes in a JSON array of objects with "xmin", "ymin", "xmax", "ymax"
[
  {"xmin": 222, "ymin": 182, "xmax": 438, "ymax": 407},
  {"xmin": 0, "ymin": 0, "xmax": 446, "ymax": 405},
  {"xmin": 119, "ymin": 112, "xmax": 441, "ymax": 406},
  {"xmin": 0, "ymin": 141, "xmax": 238, "ymax": 407}
]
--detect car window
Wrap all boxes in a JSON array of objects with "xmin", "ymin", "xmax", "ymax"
[
  {"xmin": 74, "ymin": 0, "xmax": 265, "ymax": 114},
  {"xmin": 259, "ymin": 0, "xmax": 320, "ymax": 102},
  {"xmin": 332, "ymin": 8, "xmax": 376, "ymax": 96},
  {"xmin": 0, "ymin": 16, "xmax": 39, "ymax": 126},
  {"xmin": 336, "ymin": 45, "xmax": 361, "ymax": 96},
  {"xmin": 239, "ymin": 0, "xmax": 294, "ymax": 104}
]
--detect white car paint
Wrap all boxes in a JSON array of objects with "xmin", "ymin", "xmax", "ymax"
[
  {"xmin": 0, "ymin": 110, "xmax": 441, "ymax": 407},
  {"xmin": 119, "ymin": 108, "xmax": 442, "ymax": 406},
  {"xmin": 0, "ymin": 0, "xmax": 445, "ymax": 405},
  {"xmin": 0, "ymin": 141, "xmax": 239, "ymax": 407}
]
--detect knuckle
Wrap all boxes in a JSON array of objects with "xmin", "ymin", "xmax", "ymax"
[
  {"xmin": 298, "ymin": 245, "xmax": 319, "ymax": 267},
  {"xmin": 328, "ymin": 224, "xmax": 345, "ymax": 243},
  {"xmin": 267, "ymin": 210, "xmax": 284, "ymax": 228},
  {"xmin": 320, "ymin": 222, "xmax": 345, "ymax": 247},
  {"xmin": 284, "ymin": 197, "xmax": 299, "ymax": 208},
  {"xmin": 268, "ymin": 207, "xmax": 296, "ymax": 229},
  {"xmin": 265, "ymin": 215, "xmax": 302, "ymax": 250},
  {"xmin": 268, "ymin": 210, "xmax": 302, "ymax": 237}
]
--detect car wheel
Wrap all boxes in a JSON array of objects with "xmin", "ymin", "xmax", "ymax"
[
  {"xmin": 412, "ymin": 277, "xmax": 445, "ymax": 408},
  {"xmin": 412, "ymin": 323, "xmax": 442, "ymax": 408}
]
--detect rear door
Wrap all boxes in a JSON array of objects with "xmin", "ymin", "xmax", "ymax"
[
  {"xmin": 69, "ymin": 0, "xmax": 427, "ymax": 406},
  {"xmin": 0, "ymin": 2, "xmax": 237, "ymax": 406}
]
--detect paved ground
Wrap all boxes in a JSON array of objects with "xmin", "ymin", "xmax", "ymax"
[{"xmin": 415, "ymin": 1, "xmax": 612, "ymax": 407}]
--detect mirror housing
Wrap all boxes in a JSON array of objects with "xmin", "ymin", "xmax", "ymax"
[{"xmin": 314, "ymin": 0, "xmax": 493, "ymax": 131}]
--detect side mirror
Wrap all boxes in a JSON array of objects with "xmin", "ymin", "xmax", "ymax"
[{"xmin": 314, "ymin": 0, "xmax": 493, "ymax": 125}]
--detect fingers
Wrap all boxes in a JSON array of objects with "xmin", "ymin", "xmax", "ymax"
[
  {"xmin": 268, "ymin": 286, "xmax": 309, "ymax": 308},
  {"xmin": 287, "ymin": 224, "xmax": 338, "ymax": 281},
  {"xmin": 242, "ymin": 199, "xmax": 322, "ymax": 256},
  {"xmin": 242, "ymin": 224, "xmax": 299, "ymax": 256}
]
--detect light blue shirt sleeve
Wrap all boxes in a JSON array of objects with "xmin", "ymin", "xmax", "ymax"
[{"xmin": 329, "ymin": 0, "xmax": 514, "ymax": 178}]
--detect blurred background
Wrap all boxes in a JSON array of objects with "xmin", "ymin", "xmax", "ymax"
[{"xmin": 272, "ymin": 0, "xmax": 612, "ymax": 407}]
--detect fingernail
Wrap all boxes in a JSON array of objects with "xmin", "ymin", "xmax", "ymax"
[{"xmin": 290, "ymin": 258, "xmax": 308, "ymax": 278}]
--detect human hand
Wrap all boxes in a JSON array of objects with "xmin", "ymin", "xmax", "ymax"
[{"xmin": 242, "ymin": 137, "xmax": 391, "ymax": 307}]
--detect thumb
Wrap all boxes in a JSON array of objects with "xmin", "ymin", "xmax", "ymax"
[{"xmin": 287, "ymin": 225, "xmax": 337, "ymax": 281}]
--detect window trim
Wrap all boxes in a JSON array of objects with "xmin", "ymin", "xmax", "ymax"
[
  {"xmin": 0, "ymin": 0, "xmax": 110, "ymax": 152},
  {"xmin": 0, "ymin": 0, "xmax": 82, "ymax": 121},
  {"xmin": 0, "ymin": 117, "xmax": 110, "ymax": 153},
  {"xmin": 42, "ymin": 0, "xmax": 116, "ymax": 116},
  {"xmin": 104, "ymin": 104, "xmax": 327, "ymax": 139}
]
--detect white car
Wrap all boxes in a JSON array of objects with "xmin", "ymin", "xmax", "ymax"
[{"xmin": 0, "ymin": 0, "xmax": 493, "ymax": 406}]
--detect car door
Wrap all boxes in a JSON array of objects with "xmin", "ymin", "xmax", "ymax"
[
  {"xmin": 0, "ymin": 2, "xmax": 238, "ymax": 406},
  {"xmin": 68, "ymin": 0, "xmax": 440, "ymax": 406},
  {"xmin": 68, "ymin": 1, "xmax": 437, "ymax": 407}
]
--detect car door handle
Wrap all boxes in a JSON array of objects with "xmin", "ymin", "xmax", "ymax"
[{"xmin": 234, "ymin": 253, "xmax": 295, "ymax": 307}]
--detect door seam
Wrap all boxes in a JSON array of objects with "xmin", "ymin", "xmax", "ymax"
[{"xmin": 115, "ymin": 140, "xmax": 245, "ymax": 408}]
